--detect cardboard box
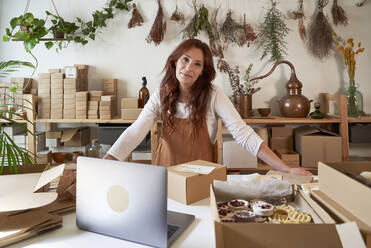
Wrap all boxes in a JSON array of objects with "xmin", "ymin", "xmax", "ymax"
[
  {"xmin": 103, "ymin": 79, "xmax": 118, "ymax": 95},
  {"xmin": 168, "ymin": 160, "xmax": 226, "ymax": 205},
  {"xmin": 271, "ymin": 126, "xmax": 293, "ymax": 137},
  {"xmin": 211, "ymin": 185, "xmax": 365, "ymax": 248},
  {"xmin": 51, "ymin": 73, "xmax": 64, "ymax": 79},
  {"xmin": 121, "ymin": 108, "xmax": 142, "ymax": 119},
  {"xmin": 295, "ymin": 126, "xmax": 342, "ymax": 168},
  {"xmin": 311, "ymin": 161, "xmax": 371, "ymax": 242},
  {"xmin": 38, "ymin": 73, "xmax": 51, "ymax": 79},
  {"xmin": 61, "ymin": 127, "xmax": 90, "ymax": 147},
  {"xmin": 222, "ymin": 135, "xmax": 257, "ymax": 168},
  {"xmin": 121, "ymin": 98, "xmax": 138, "ymax": 109},
  {"xmin": 48, "ymin": 68, "xmax": 60, "ymax": 73},
  {"xmin": 275, "ymin": 149, "xmax": 300, "ymax": 167}
]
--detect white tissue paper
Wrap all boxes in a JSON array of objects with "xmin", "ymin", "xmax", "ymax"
[{"xmin": 213, "ymin": 173, "xmax": 293, "ymax": 202}]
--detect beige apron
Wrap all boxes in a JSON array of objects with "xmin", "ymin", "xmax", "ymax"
[{"xmin": 154, "ymin": 117, "xmax": 214, "ymax": 167}]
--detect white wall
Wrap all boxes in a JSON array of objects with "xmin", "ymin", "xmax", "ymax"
[{"xmin": 1, "ymin": 0, "xmax": 370, "ymax": 115}]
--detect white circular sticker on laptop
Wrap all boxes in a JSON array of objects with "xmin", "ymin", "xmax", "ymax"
[{"xmin": 106, "ymin": 185, "xmax": 129, "ymax": 213}]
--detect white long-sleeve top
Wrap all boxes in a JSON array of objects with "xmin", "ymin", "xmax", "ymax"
[{"xmin": 107, "ymin": 85, "xmax": 263, "ymax": 161}]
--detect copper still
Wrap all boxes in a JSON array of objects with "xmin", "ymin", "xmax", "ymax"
[{"xmin": 249, "ymin": 60, "xmax": 311, "ymax": 118}]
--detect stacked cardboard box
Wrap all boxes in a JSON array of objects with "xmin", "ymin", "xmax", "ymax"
[
  {"xmin": 121, "ymin": 98, "xmax": 142, "ymax": 120},
  {"xmin": 50, "ymin": 73, "xmax": 64, "ymax": 119},
  {"xmin": 274, "ymin": 149, "xmax": 300, "ymax": 167},
  {"xmin": 76, "ymin": 92, "xmax": 88, "ymax": 119},
  {"xmin": 64, "ymin": 65, "xmax": 88, "ymax": 91},
  {"xmin": 269, "ymin": 126, "xmax": 293, "ymax": 152},
  {"xmin": 63, "ymin": 79, "xmax": 77, "ymax": 119},
  {"xmin": 100, "ymin": 95, "xmax": 115, "ymax": 120},
  {"xmin": 38, "ymin": 73, "xmax": 51, "ymax": 119},
  {"xmin": 88, "ymin": 101, "xmax": 99, "ymax": 119},
  {"xmin": 89, "ymin": 91, "xmax": 103, "ymax": 101},
  {"xmin": 103, "ymin": 79, "xmax": 118, "ymax": 116}
]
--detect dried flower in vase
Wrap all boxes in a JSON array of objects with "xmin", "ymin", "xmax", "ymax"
[
  {"xmin": 217, "ymin": 59, "xmax": 244, "ymax": 96},
  {"xmin": 307, "ymin": 0, "xmax": 334, "ymax": 59},
  {"xmin": 332, "ymin": 0, "xmax": 348, "ymax": 26},
  {"xmin": 146, "ymin": 0, "xmax": 166, "ymax": 46},
  {"xmin": 170, "ymin": 5, "xmax": 185, "ymax": 24},
  {"xmin": 334, "ymin": 33, "xmax": 365, "ymax": 83},
  {"xmin": 128, "ymin": 3, "xmax": 144, "ymax": 29},
  {"xmin": 237, "ymin": 14, "xmax": 257, "ymax": 47},
  {"xmin": 243, "ymin": 64, "xmax": 261, "ymax": 95},
  {"xmin": 220, "ymin": 10, "xmax": 241, "ymax": 46}
]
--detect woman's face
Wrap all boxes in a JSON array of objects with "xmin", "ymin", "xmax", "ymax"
[{"xmin": 175, "ymin": 47, "xmax": 204, "ymax": 90}]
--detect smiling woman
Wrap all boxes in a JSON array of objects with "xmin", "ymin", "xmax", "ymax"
[{"xmin": 103, "ymin": 38, "xmax": 312, "ymax": 176}]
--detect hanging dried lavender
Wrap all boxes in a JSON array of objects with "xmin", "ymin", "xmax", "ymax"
[
  {"xmin": 220, "ymin": 10, "xmax": 241, "ymax": 46},
  {"xmin": 332, "ymin": 0, "xmax": 348, "ymax": 26},
  {"xmin": 128, "ymin": 3, "xmax": 144, "ymax": 28},
  {"xmin": 181, "ymin": 5, "xmax": 198, "ymax": 39},
  {"xmin": 237, "ymin": 14, "xmax": 257, "ymax": 47},
  {"xmin": 209, "ymin": 6, "xmax": 225, "ymax": 58},
  {"xmin": 170, "ymin": 5, "xmax": 185, "ymax": 24},
  {"xmin": 146, "ymin": 0, "xmax": 167, "ymax": 46},
  {"xmin": 307, "ymin": 0, "xmax": 334, "ymax": 59}
]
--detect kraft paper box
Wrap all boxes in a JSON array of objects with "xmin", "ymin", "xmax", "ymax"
[
  {"xmin": 61, "ymin": 127, "xmax": 90, "ymax": 147},
  {"xmin": 168, "ymin": 160, "xmax": 226, "ymax": 205},
  {"xmin": 48, "ymin": 68, "xmax": 60, "ymax": 73},
  {"xmin": 222, "ymin": 135, "xmax": 257, "ymax": 168},
  {"xmin": 38, "ymin": 73, "xmax": 51, "ymax": 79},
  {"xmin": 51, "ymin": 73, "xmax": 64, "ymax": 79},
  {"xmin": 121, "ymin": 98, "xmax": 138, "ymax": 109},
  {"xmin": 294, "ymin": 125, "xmax": 342, "ymax": 168},
  {"xmin": 210, "ymin": 184, "xmax": 366, "ymax": 248},
  {"xmin": 121, "ymin": 108, "xmax": 142, "ymax": 120},
  {"xmin": 311, "ymin": 161, "xmax": 371, "ymax": 245}
]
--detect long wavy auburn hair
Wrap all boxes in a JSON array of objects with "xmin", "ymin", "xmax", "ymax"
[{"xmin": 160, "ymin": 39, "xmax": 216, "ymax": 139}]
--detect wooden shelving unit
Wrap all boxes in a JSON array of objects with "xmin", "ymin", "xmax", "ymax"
[{"xmin": 22, "ymin": 93, "xmax": 370, "ymax": 167}]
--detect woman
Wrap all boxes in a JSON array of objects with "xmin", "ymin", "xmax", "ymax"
[{"xmin": 104, "ymin": 39, "xmax": 312, "ymax": 176}]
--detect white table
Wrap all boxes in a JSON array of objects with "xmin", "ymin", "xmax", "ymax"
[{"xmin": 7, "ymin": 198, "xmax": 215, "ymax": 248}]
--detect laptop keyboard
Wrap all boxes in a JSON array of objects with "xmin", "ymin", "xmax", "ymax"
[{"xmin": 167, "ymin": 224, "xmax": 180, "ymax": 239}]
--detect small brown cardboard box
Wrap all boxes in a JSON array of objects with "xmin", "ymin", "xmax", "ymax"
[
  {"xmin": 211, "ymin": 185, "xmax": 365, "ymax": 248},
  {"xmin": 51, "ymin": 73, "xmax": 64, "ymax": 79},
  {"xmin": 168, "ymin": 160, "xmax": 226, "ymax": 205},
  {"xmin": 61, "ymin": 127, "xmax": 90, "ymax": 147},
  {"xmin": 38, "ymin": 73, "xmax": 51, "ymax": 79},
  {"xmin": 271, "ymin": 126, "xmax": 293, "ymax": 137},
  {"xmin": 294, "ymin": 125, "xmax": 342, "ymax": 168},
  {"xmin": 121, "ymin": 108, "xmax": 142, "ymax": 120},
  {"xmin": 311, "ymin": 161, "xmax": 371, "ymax": 245},
  {"xmin": 121, "ymin": 98, "xmax": 138, "ymax": 109},
  {"xmin": 48, "ymin": 68, "xmax": 60, "ymax": 73}
]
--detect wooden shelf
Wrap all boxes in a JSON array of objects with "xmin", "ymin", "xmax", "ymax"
[
  {"xmin": 348, "ymin": 117, "xmax": 371, "ymax": 123},
  {"xmin": 227, "ymin": 164, "xmax": 317, "ymax": 174},
  {"xmin": 12, "ymin": 38, "xmax": 67, "ymax": 41},
  {"xmin": 243, "ymin": 116, "xmax": 340, "ymax": 124},
  {"xmin": 0, "ymin": 119, "xmax": 27, "ymax": 123},
  {"xmin": 36, "ymin": 117, "xmax": 135, "ymax": 124}
]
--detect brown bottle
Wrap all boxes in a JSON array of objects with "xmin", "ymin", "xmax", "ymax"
[{"xmin": 138, "ymin": 76, "xmax": 149, "ymax": 108}]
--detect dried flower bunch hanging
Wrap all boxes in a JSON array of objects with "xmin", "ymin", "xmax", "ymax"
[
  {"xmin": 258, "ymin": 0, "xmax": 290, "ymax": 62},
  {"xmin": 170, "ymin": 5, "xmax": 185, "ymax": 24},
  {"xmin": 209, "ymin": 6, "xmax": 225, "ymax": 58},
  {"xmin": 288, "ymin": 0, "xmax": 306, "ymax": 41},
  {"xmin": 146, "ymin": 0, "xmax": 166, "ymax": 46},
  {"xmin": 128, "ymin": 3, "xmax": 144, "ymax": 28},
  {"xmin": 332, "ymin": 0, "xmax": 348, "ymax": 26},
  {"xmin": 307, "ymin": 0, "xmax": 334, "ymax": 59},
  {"xmin": 237, "ymin": 14, "xmax": 257, "ymax": 47},
  {"xmin": 220, "ymin": 10, "xmax": 241, "ymax": 46},
  {"xmin": 181, "ymin": 1, "xmax": 213, "ymax": 41}
]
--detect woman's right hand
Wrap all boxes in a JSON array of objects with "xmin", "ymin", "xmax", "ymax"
[{"xmin": 103, "ymin": 154, "xmax": 118, "ymax": 160}]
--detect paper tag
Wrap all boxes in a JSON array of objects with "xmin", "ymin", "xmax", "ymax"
[
  {"xmin": 177, "ymin": 164, "xmax": 215, "ymax": 175},
  {"xmin": 65, "ymin": 67, "xmax": 77, "ymax": 78}
]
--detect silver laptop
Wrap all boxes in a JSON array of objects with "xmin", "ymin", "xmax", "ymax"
[{"xmin": 76, "ymin": 157, "xmax": 194, "ymax": 248}]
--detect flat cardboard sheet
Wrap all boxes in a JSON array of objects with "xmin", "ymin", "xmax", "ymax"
[
  {"xmin": 266, "ymin": 170, "xmax": 313, "ymax": 184},
  {"xmin": 0, "ymin": 164, "xmax": 65, "ymax": 212}
]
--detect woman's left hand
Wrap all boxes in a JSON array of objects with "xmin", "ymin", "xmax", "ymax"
[{"xmin": 288, "ymin": 167, "xmax": 313, "ymax": 176}]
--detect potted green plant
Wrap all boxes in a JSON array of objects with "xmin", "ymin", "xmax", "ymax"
[
  {"xmin": 45, "ymin": 11, "xmax": 79, "ymax": 51},
  {"xmin": 0, "ymin": 60, "xmax": 36, "ymax": 174}
]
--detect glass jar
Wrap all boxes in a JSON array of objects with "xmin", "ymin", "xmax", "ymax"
[
  {"xmin": 86, "ymin": 139, "xmax": 102, "ymax": 158},
  {"xmin": 346, "ymin": 82, "xmax": 363, "ymax": 118}
]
